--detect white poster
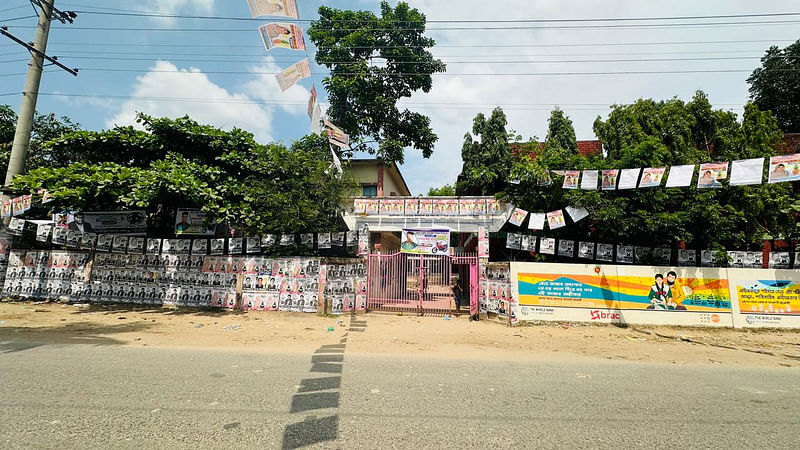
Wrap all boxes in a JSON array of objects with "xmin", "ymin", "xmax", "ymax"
[
  {"xmin": 539, "ymin": 238, "xmax": 556, "ymax": 255},
  {"xmin": 729, "ymin": 158, "xmax": 764, "ymax": 186},
  {"xmin": 276, "ymin": 58, "xmax": 311, "ymax": 92},
  {"xmin": 247, "ymin": 0, "xmax": 299, "ymax": 19},
  {"xmin": 617, "ymin": 168, "xmax": 641, "ymax": 190},
  {"xmin": 565, "ymin": 206, "xmax": 589, "ymax": 223},
  {"xmin": 527, "ymin": 212, "xmax": 545, "ymax": 231},
  {"xmin": 665, "ymin": 164, "xmax": 695, "ymax": 188},
  {"xmin": 580, "ymin": 170, "xmax": 598, "ymax": 190}
]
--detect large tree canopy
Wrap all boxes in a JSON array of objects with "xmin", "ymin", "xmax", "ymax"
[
  {"xmin": 9, "ymin": 114, "xmax": 355, "ymax": 237},
  {"xmin": 747, "ymin": 39, "xmax": 800, "ymax": 133},
  {"xmin": 455, "ymin": 107, "xmax": 515, "ymax": 196},
  {"xmin": 308, "ymin": 1, "xmax": 446, "ymax": 164},
  {"xmin": 490, "ymin": 91, "xmax": 796, "ymax": 253}
]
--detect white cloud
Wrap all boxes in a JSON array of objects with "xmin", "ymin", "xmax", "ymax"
[
  {"xmin": 394, "ymin": 0, "xmax": 799, "ymax": 194},
  {"xmin": 242, "ymin": 57, "xmax": 311, "ymax": 117},
  {"xmin": 144, "ymin": 0, "xmax": 214, "ymax": 15},
  {"xmin": 107, "ymin": 61, "xmax": 276, "ymax": 142}
]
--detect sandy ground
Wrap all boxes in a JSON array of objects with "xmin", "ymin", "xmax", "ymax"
[{"xmin": 1, "ymin": 300, "xmax": 799, "ymax": 368}]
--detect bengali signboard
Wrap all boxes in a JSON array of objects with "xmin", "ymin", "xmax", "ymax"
[
  {"xmin": 400, "ymin": 228, "xmax": 450, "ymax": 255},
  {"xmin": 53, "ymin": 211, "xmax": 147, "ymax": 234},
  {"xmin": 174, "ymin": 209, "xmax": 217, "ymax": 236}
]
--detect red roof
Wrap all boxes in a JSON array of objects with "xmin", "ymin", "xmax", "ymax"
[
  {"xmin": 779, "ymin": 133, "xmax": 800, "ymax": 154},
  {"xmin": 511, "ymin": 140, "xmax": 603, "ymax": 159}
]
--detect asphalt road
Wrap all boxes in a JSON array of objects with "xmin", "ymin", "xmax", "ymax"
[{"xmin": 1, "ymin": 329, "xmax": 799, "ymax": 449}]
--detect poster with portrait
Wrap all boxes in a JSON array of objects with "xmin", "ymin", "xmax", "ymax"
[
  {"xmin": 486, "ymin": 198, "xmax": 502, "ymax": 215},
  {"xmin": 678, "ymin": 249, "xmax": 697, "ymax": 266},
  {"xmin": 768, "ymin": 252, "xmax": 791, "ymax": 269},
  {"xmin": 51, "ymin": 225, "xmax": 67, "ymax": 244},
  {"xmin": 317, "ymin": 233, "xmax": 331, "ymax": 249},
  {"xmin": 36, "ymin": 224, "xmax": 52, "ymax": 243},
  {"xmin": 562, "ymin": 170, "xmax": 580, "ymax": 189},
  {"xmin": 430, "ymin": 199, "xmax": 447, "ymax": 215},
  {"xmin": 444, "ymin": 199, "xmax": 459, "ymax": 216},
  {"xmin": 80, "ymin": 232, "xmax": 97, "ymax": 250},
  {"xmin": 380, "ymin": 199, "xmax": 404, "ymax": 216},
  {"xmin": 578, "ymin": 241, "xmax": 595, "ymax": 260},
  {"xmin": 478, "ymin": 226, "xmax": 490, "ymax": 258},
  {"xmin": 210, "ymin": 238, "xmax": 225, "ymax": 255},
  {"xmin": 111, "ymin": 235, "xmax": 128, "ymax": 254},
  {"xmin": 401, "ymin": 228, "xmax": 450, "ymax": 255},
  {"xmin": 418, "ymin": 198, "xmax": 434, "ymax": 215},
  {"xmin": 245, "ymin": 237, "xmax": 260, "ymax": 254},
  {"xmin": 191, "ymin": 239, "xmax": 208, "ymax": 256},
  {"xmin": 520, "ymin": 235, "xmax": 535, "ymax": 252},
  {"xmin": 300, "ymin": 234, "xmax": 314, "ymax": 248},
  {"xmin": 364, "ymin": 199, "xmax": 379, "ymax": 215},
  {"xmin": 228, "ymin": 238, "xmax": 244, "ymax": 254},
  {"xmin": 276, "ymin": 58, "xmax": 311, "ymax": 91},
  {"xmin": 54, "ymin": 211, "xmax": 147, "ymax": 234},
  {"xmin": 261, "ymin": 235, "xmax": 276, "ymax": 249},
  {"xmin": 96, "ymin": 234, "xmax": 113, "ymax": 252},
  {"xmin": 1, "ymin": 199, "xmax": 11, "ymax": 218},
  {"xmin": 653, "ymin": 248, "xmax": 671, "ymax": 265},
  {"xmin": 279, "ymin": 234, "xmax": 295, "ymax": 247},
  {"xmin": 700, "ymin": 249, "xmax": 720, "ymax": 267},
  {"xmin": 353, "ymin": 199, "xmax": 367, "ymax": 214},
  {"xmin": 616, "ymin": 245, "xmax": 634, "ymax": 264},
  {"xmin": 11, "ymin": 196, "xmax": 24, "ymax": 216},
  {"xmin": 506, "ymin": 233, "xmax": 521, "ymax": 250},
  {"xmin": 128, "ymin": 237, "xmax": 145, "ymax": 254},
  {"xmin": 557, "ymin": 240, "xmax": 575, "ymax": 258},
  {"xmin": 634, "ymin": 246, "xmax": 651, "ymax": 264},
  {"xmin": 697, "ymin": 162, "xmax": 728, "ymax": 188},
  {"xmin": 546, "ymin": 210, "xmax": 565, "ymax": 230},
  {"xmin": 539, "ymin": 238, "xmax": 556, "ymax": 255},
  {"xmin": 638, "ymin": 167, "xmax": 665, "ymax": 188},
  {"xmin": 745, "ymin": 251, "xmax": 763, "ymax": 268},
  {"xmin": 404, "ymin": 198, "xmax": 420, "ymax": 215},
  {"xmin": 617, "ymin": 168, "xmax": 641, "ymax": 190},
  {"xmin": 601, "ymin": 169, "xmax": 619, "ymax": 190},
  {"xmin": 259, "ymin": 22, "xmax": 306, "ymax": 51},
  {"xmin": 508, "ymin": 207, "xmax": 528, "ymax": 227},
  {"xmin": 331, "ymin": 232, "xmax": 345, "ymax": 247},
  {"xmin": 346, "ymin": 231, "xmax": 358, "ymax": 247},
  {"xmin": 174, "ymin": 209, "xmax": 216, "ymax": 236},
  {"xmin": 247, "ymin": 0, "xmax": 298, "ymax": 19},
  {"xmin": 145, "ymin": 238, "xmax": 161, "ymax": 255},
  {"xmin": 768, "ymin": 154, "xmax": 800, "ymax": 183}
]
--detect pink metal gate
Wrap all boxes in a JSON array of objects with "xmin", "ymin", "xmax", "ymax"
[{"xmin": 367, "ymin": 252, "xmax": 478, "ymax": 315}]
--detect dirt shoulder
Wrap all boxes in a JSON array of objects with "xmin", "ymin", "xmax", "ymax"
[{"xmin": 1, "ymin": 301, "xmax": 799, "ymax": 368}]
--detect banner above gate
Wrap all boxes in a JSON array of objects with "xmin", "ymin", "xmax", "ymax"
[{"xmin": 401, "ymin": 228, "xmax": 450, "ymax": 255}]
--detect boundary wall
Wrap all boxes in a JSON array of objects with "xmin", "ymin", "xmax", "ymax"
[{"xmin": 510, "ymin": 262, "xmax": 800, "ymax": 329}]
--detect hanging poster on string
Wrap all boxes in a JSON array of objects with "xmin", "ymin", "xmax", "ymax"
[
  {"xmin": 578, "ymin": 241, "xmax": 595, "ymax": 259},
  {"xmin": 697, "ymin": 162, "xmax": 728, "ymax": 188},
  {"xmin": 508, "ymin": 207, "xmax": 528, "ymax": 227},
  {"xmin": 768, "ymin": 154, "xmax": 800, "ymax": 183},
  {"xmin": 520, "ymin": 235, "xmax": 535, "ymax": 252},
  {"xmin": 1, "ymin": 200, "xmax": 11, "ymax": 218},
  {"xmin": 617, "ymin": 168, "xmax": 641, "ymax": 190},
  {"xmin": 259, "ymin": 23, "xmax": 306, "ymax": 51},
  {"xmin": 539, "ymin": 238, "xmax": 556, "ymax": 255},
  {"xmin": 486, "ymin": 198, "xmax": 502, "ymax": 215},
  {"xmin": 729, "ymin": 158, "xmax": 764, "ymax": 186},
  {"xmin": 546, "ymin": 210, "xmax": 565, "ymax": 230},
  {"xmin": 478, "ymin": 226, "xmax": 489, "ymax": 258},
  {"xmin": 307, "ymin": 85, "xmax": 317, "ymax": 119},
  {"xmin": 247, "ymin": 0, "xmax": 299, "ymax": 19},
  {"xmin": 11, "ymin": 197, "xmax": 23, "ymax": 216},
  {"xmin": 276, "ymin": 58, "xmax": 311, "ymax": 91},
  {"xmin": 527, "ymin": 213, "xmax": 545, "ymax": 231},
  {"xmin": 317, "ymin": 233, "xmax": 331, "ymax": 249},
  {"xmin": 21, "ymin": 195, "xmax": 32, "ymax": 213},
  {"xmin": 580, "ymin": 170, "xmax": 598, "ymax": 190},
  {"xmin": 562, "ymin": 170, "xmax": 579, "ymax": 189},
  {"xmin": 506, "ymin": 233, "xmax": 521, "ymax": 250},
  {"xmin": 565, "ymin": 206, "xmax": 589, "ymax": 223},
  {"xmin": 601, "ymin": 169, "xmax": 618, "ymax": 190},
  {"xmin": 280, "ymin": 234, "xmax": 295, "ymax": 246},
  {"xmin": 311, "ymin": 104, "xmax": 322, "ymax": 134},
  {"xmin": 665, "ymin": 164, "xmax": 695, "ymax": 188},
  {"xmin": 36, "ymin": 224, "xmax": 52, "ymax": 243},
  {"xmin": 616, "ymin": 245, "xmax": 633, "ymax": 263},
  {"xmin": 596, "ymin": 243, "xmax": 614, "ymax": 262},
  {"xmin": 638, "ymin": 167, "xmax": 665, "ymax": 188},
  {"xmin": 323, "ymin": 118, "xmax": 350, "ymax": 148},
  {"xmin": 39, "ymin": 188, "xmax": 53, "ymax": 204},
  {"xmin": 678, "ymin": 249, "xmax": 697, "ymax": 266},
  {"xmin": 557, "ymin": 240, "xmax": 575, "ymax": 258}
]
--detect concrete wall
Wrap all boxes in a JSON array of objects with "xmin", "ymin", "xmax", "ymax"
[{"xmin": 509, "ymin": 262, "xmax": 800, "ymax": 328}]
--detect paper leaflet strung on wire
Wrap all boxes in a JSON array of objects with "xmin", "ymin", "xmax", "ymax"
[
  {"xmin": 323, "ymin": 118, "xmax": 349, "ymax": 149},
  {"xmin": 259, "ymin": 22, "xmax": 306, "ymax": 51},
  {"xmin": 276, "ymin": 58, "xmax": 311, "ymax": 92},
  {"xmin": 307, "ymin": 85, "xmax": 317, "ymax": 119},
  {"xmin": 247, "ymin": 0, "xmax": 299, "ymax": 19}
]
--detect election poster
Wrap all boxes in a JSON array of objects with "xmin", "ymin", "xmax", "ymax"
[
  {"xmin": 353, "ymin": 199, "xmax": 367, "ymax": 214},
  {"xmin": 638, "ymin": 167, "xmax": 665, "ymax": 188},
  {"xmin": 401, "ymin": 228, "xmax": 450, "ymax": 255},
  {"xmin": 404, "ymin": 198, "xmax": 420, "ymax": 215},
  {"xmin": 506, "ymin": 233, "xmax": 521, "ymax": 250},
  {"xmin": 562, "ymin": 170, "xmax": 579, "ymax": 189},
  {"xmin": 418, "ymin": 198, "xmax": 433, "ymax": 215},
  {"xmin": 665, "ymin": 165, "xmax": 695, "ymax": 188},
  {"xmin": 508, "ymin": 207, "xmax": 528, "ymax": 227},
  {"xmin": 364, "ymin": 199, "xmax": 379, "ymax": 215},
  {"xmin": 259, "ymin": 23, "xmax": 306, "ymax": 51},
  {"xmin": 546, "ymin": 210, "xmax": 565, "ymax": 230},
  {"xmin": 578, "ymin": 242, "xmax": 595, "ymax": 259},
  {"xmin": 323, "ymin": 118, "xmax": 349, "ymax": 148},
  {"xmin": 768, "ymin": 154, "xmax": 800, "ymax": 183},
  {"xmin": 581, "ymin": 170, "xmax": 598, "ymax": 190},
  {"xmin": 307, "ymin": 84, "xmax": 317, "ymax": 119},
  {"xmin": 617, "ymin": 168, "xmax": 641, "ymax": 190},
  {"xmin": 697, "ymin": 162, "xmax": 728, "ymax": 188},
  {"xmin": 557, "ymin": 240, "xmax": 575, "ymax": 258},
  {"xmin": 1, "ymin": 200, "xmax": 11, "ymax": 218},
  {"xmin": 54, "ymin": 211, "xmax": 147, "ymax": 235},
  {"xmin": 729, "ymin": 158, "xmax": 764, "ymax": 186},
  {"xmin": 175, "ymin": 209, "xmax": 216, "ymax": 236},
  {"xmin": 380, "ymin": 199, "xmax": 404, "ymax": 215},
  {"xmin": 276, "ymin": 58, "xmax": 311, "ymax": 92},
  {"xmin": 539, "ymin": 238, "xmax": 556, "ymax": 255},
  {"xmin": 486, "ymin": 198, "xmax": 502, "ymax": 215},
  {"xmin": 478, "ymin": 226, "xmax": 489, "ymax": 258},
  {"xmin": 601, "ymin": 169, "xmax": 618, "ymax": 190},
  {"xmin": 247, "ymin": 0, "xmax": 299, "ymax": 19}
]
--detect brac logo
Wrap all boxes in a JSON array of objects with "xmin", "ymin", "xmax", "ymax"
[{"xmin": 590, "ymin": 310, "xmax": 620, "ymax": 321}]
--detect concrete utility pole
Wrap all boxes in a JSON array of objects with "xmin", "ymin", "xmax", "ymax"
[
  {"xmin": 3, "ymin": 0, "xmax": 78, "ymax": 187},
  {"xmin": 5, "ymin": 1, "xmax": 54, "ymax": 186}
]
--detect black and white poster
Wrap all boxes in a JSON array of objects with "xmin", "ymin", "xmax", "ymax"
[
  {"xmin": 52, "ymin": 226, "xmax": 67, "ymax": 244},
  {"xmin": 261, "ymin": 235, "xmax": 276, "ymax": 249},
  {"xmin": 539, "ymin": 238, "xmax": 556, "ymax": 255},
  {"xmin": 96, "ymin": 234, "xmax": 113, "ymax": 252},
  {"xmin": 519, "ymin": 235, "xmax": 534, "ymax": 252},
  {"xmin": 578, "ymin": 241, "xmax": 595, "ymax": 259},
  {"xmin": 81, "ymin": 232, "xmax": 97, "ymax": 250},
  {"xmin": 505, "ymin": 233, "xmax": 521, "ymax": 250},
  {"xmin": 191, "ymin": 239, "xmax": 208, "ymax": 255},
  {"xmin": 700, "ymin": 249, "xmax": 719, "ymax": 267},
  {"xmin": 345, "ymin": 231, "xmax": 358, "ymax": 247},
  {"xmin": 128, "ymin": 237, "xmax": 145, "ymax": 254},
  {"xmin": 228, "ymin": 237, "xmax": 243, "ymax": 254},
  {"xmin": 65, "ymin": 230, "xmax": 82, "ymax": 248},
  {"xmin": 557, "ymin": 240, "xmax": 575, "ymax": 258},
  {"xmin": 36, "ymin": 224, "xmax": 52, "ymax": 243},
  {"xmin": 634, "ymin": 246, "xmax": 651, "ymax": 264},
  {"xmin": 616, "ymin": 245, "xmax": 634, "ymax": 264},
  {"xmin": 174, "ymin": 239, "xmax": 191, "ymax": 255},
  {"xmin": 246, "ymin": 237, "xmax": 260, "ymax": 254},
  {"xmin": 112, "ymin": 235, "xmax": 128, "ymax": 254},
  {"xmin": 317, "ymin": 233, "xmax": 331, "ymax": 249},
  {"xmin": 210, "ymin": 238, "xmax": 225, "ymax": 255},
  {"xmin": 331, "ymin": 232, "xmax": 345, "ymax": 247},
  {"xmin": 300, "ymin": 233, "xmax": 314, "ymax": 248},
  {"xmin": 768, "ymin": 252, "xmax": 790, "ymax": 269},
  {"xmin": 280, "ymin": 234, "xmax": 295, "ymax": 246},
  {"xmin": 653, "ymin": 248, "xmax": 671, "ymax": 265},
  {"xmin": 678, "ymin": 249, "xmax": 697, "ymax": 266}
]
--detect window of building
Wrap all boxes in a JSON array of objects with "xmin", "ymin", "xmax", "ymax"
[{"xmin": 362, "ymin": 185, "xmax": 378, "ymax": 197}]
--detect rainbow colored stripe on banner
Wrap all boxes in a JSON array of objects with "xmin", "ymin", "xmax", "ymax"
[{"xmin": 518, "ymin": 272, "xmax": 730, "ymax": 312}]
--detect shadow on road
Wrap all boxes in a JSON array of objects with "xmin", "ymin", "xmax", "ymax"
[
  {"xmin": 0, "ymin": 320, "xmax": 155, "ymax": 353},
  {"xmin": 281, "ymin": 314, "xmax": 367, "ymax": 449}
]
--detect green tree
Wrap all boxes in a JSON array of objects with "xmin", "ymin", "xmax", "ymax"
[
  {"xmin": 504, "ymin": 93, "xmax": 794, "ymax": 252},
  {"xmin": 10, "ymin": 114, "xmax": 356, "ymax": 237},
  {"xmin": 747, "ymin": 39, "xmax": 800, "ymax": 132},
  {"xmin": 544, "ymin": 108, "xmax": 578, "ymax": 155},
  {"xmin": 308, "ymin": 1, "xmax": 446, "ymax": 164},
  {"xmin": 455, "ymin": 107, "xmax": 514, "ymax": 196},
  {"xmin": 427, "ymin": 184, "xmax": 455, "ymax": 196}
]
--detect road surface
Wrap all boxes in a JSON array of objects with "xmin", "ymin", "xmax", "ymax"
[{"xmin": 1, "ymin": 325, "xmax": 798, "ymax": 449}]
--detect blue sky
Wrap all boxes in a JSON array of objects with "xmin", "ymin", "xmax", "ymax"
[{"xmin": 1, "ymin": 0, "xmax": 798, "ymax": 194}]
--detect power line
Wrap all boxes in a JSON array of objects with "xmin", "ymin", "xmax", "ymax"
[
  {"xmin": 6, "ymin": 18, "xmax": 800, "ymax": 32},
  {"xmin": 0, "ymin": 6, "xmax": 29, "ymax": 14},
  {"xmin": 62, "ymin": 7, "xmax": 800, "ymax": 24},
  {"xmin": 0, "ymin": 15, "xmax": 37, "ymax": 22}
]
